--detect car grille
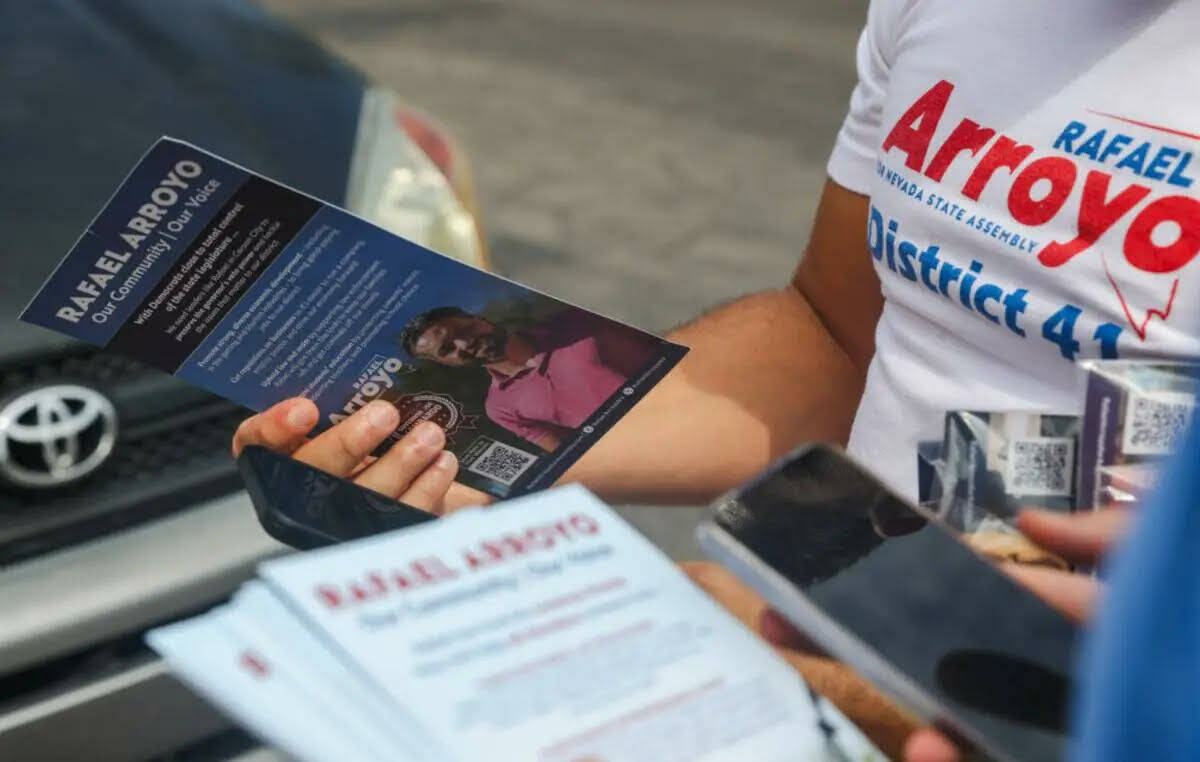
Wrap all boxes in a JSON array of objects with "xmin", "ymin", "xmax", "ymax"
[{"xmin": 0, "ymin": 346, "xmax": 247, "ymax": 565}]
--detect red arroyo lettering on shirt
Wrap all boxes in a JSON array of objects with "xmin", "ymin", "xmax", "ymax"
[
  {"xmin": 312, "ymin": 513, "xmax": 602, "ymax": 609},
  {"xmin": 880, "ymin": 80, "xmax": 1200, "ymax": 275}
]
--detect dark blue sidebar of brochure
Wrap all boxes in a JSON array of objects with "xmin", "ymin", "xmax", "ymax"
[{"xmin": 22, "ymin": 139, "xmax": 256, "ymax": 353}]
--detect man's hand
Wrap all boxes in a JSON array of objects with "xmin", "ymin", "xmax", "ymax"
[{"xmin": 232, "ymin": 397, "xmax": 491, "ymax": 514}]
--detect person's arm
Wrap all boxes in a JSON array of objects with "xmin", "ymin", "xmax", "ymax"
[{"xmin": 562, "ymin": 179, "xmax": 881, "ymax": 504}]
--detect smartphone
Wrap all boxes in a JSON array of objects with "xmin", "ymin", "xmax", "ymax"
[
  {"xmin": 238, "ymin": 445, "xmax": 436, "ymax": 550},
  {"xmin": 696, "ymin": 444, "xmax": 1077, "ymax": 762}
]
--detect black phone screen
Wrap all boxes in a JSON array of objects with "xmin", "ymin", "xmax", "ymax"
[
  {"xmin": 711, "ymin": 445, "xmax": 1077, "ymax": 762},
  {"xmin": 238, "ymin": 445, "xmax": 436, "ymax": 549}
]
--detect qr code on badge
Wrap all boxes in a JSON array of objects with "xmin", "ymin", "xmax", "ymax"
[
  {"xmin": 466, "ymin": 441, "xmax": 538, "ymax": 485},
  {"xmin": 1005, "ymin": 437, "xmax": 1075, "ymax": 496},
  {"xmin": 1122, "ymin": 392, "xmax": 1196, "ymax": 456}
]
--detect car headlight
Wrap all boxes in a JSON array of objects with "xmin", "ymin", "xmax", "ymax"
[{"xmin": 342, "ymin": 86, "xmax": 489, "ymax": 270}]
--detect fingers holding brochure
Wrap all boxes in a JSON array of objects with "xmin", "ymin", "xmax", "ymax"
[
  {"xmin": 235, "ymin": 397, "xmax": 461, "ymax": 513},
  {"xmin": 295, "ymin": 400, "xmax": 403, "ymax": 476},
  {"xmin": 234, "ymin": 396, "xmax": 495, "ymax": 515},
  {"xmin": 232, "ymin": 397, "xmax": 318, "ymax": 458}
]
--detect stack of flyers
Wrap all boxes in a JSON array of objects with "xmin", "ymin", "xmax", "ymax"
[
  {"xmin": 20, "ymin": 138, "xmax": 686, "ymax": 500},
  {"xmin": 148, "ymin": 486, "xmax": 884, "ymax": 762}
]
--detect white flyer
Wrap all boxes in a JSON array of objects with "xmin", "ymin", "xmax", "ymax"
[
  {"xmin": 150, "ymin": 485, "xmax": 885, "ymax": 761},
  {"xmin": 148, "ymin": 608, "xmax": 368, "ymax": 762},
  {"xmin": 257, "ymin": 485, "xmax": 851, "ymax": 761}
]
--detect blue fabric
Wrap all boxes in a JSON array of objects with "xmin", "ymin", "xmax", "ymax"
[{"xmin": 1071, "ymin": 420, "xmax": 1200, "ymax": 762}]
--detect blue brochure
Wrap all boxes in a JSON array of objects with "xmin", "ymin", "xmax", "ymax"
[{"xmin": 23, "ymin": 138, "xmax": 686, "ymax": 498}]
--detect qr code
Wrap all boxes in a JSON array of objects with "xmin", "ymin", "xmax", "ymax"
[
  {"xmin": 466, "ymin": 441, "xmax": 538, "ymax": 485},
  {"xmin": 1005, "ymin": 437, "xmax": 1075, "ymax": 496},
  {"xmin": 1122, "ymin": 392, "xmax": 1196, "ymax": 456}
]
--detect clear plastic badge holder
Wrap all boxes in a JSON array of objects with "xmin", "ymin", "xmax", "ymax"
[{"xmin": 927, "ymin": 410, "xmax": 1081, "ymax": 569}]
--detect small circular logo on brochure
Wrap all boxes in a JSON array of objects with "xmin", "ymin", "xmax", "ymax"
[{"xmin": 394, "ymin": 392, "xmax": 477, "ymax": 444}]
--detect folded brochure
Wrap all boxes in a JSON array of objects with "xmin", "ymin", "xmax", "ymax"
[
  {"xmin": 148, "ymin": 485, "xmax": 884, "ymax": 762},
  {"xmin": 21, "ymin": 138, "xmax": 686, "ymax": 498}
]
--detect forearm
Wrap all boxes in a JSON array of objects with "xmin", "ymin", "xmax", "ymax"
[{"xmin": 562, "ymin": 285, "xmax": 867, "ymax": 504}]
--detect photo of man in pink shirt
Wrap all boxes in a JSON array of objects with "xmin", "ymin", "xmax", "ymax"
[{"xmin": 400, "ymin": 306, "xmax": 659, "ymax": 452}]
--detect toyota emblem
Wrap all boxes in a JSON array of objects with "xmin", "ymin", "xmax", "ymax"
[{"xmin": 0, "ymin": 384, "xmax": 118, "ymax": 488}]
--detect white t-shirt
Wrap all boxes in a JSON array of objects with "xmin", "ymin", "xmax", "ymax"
[{"xmin": 830, "ymin": 0, "xmax": 1200, "ymax": 498}]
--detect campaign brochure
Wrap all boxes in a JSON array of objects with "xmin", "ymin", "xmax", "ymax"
[
  {"xmin": 22, "ymin": 138, "xmax": 686, "ymax": 499},
  {"xmin": 147, "ymin": 486, "xmax": 884, "ymax": 762},
  {"xmin": 1076, "ymin": 361, "xmax": 1199, "ymax": 511}
]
